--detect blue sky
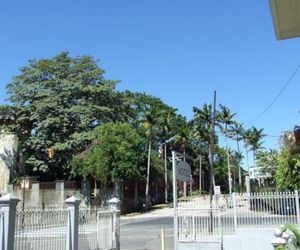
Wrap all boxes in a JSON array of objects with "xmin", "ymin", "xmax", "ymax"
[{"xmin": 1, "ymin": 1, "xmax": 300, "ymax": 167}]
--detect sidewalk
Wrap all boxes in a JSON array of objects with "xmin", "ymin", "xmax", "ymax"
[{"xmin": 121, "ymin": 205, "xmax": 174, "ymax": 221}]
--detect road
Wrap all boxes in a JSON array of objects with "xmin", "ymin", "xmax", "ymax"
[
  {"xmin": 120, "ymin": 214, "xmax": 295, "ymax": 250},
  {"xmin": 121, "ymin": 217, "xmax": 174, "ymax": 250}
]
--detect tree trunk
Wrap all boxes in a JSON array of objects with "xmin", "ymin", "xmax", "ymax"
[
  {"xmin": 199, "ymin": 156, "xmax": 202, "ymax": 195},
  {"xmin": 164, "ymin": 143, "xmax": 168, "ymax": 203},
  {"xmin": 134, "ymin": 180, "xmax": 138, "ymax": 209},
  {"xmin": 237, "ymin": 139, "xmax": 242, "ymax": 192},
  {"xmin": 145, "ymin": 138, "xmax": 152, "ymax": 210},
  {"xmin": 253, "ymin": 150, "xmax": 257, "ymax": 167},
  {"xmin": 183, "ymin": 147, "xmax": 187, "ymax": 197},
  {"xmin": 245, "ymin": 145, "xmax": 250, "ymax": 170},
  {"xmin": 225, "ymin": 125, "xmax": 232, "ymax": 195},
  {"xmin": 94, "ymin": 177, "xmax": 97, "ymax": 190}
]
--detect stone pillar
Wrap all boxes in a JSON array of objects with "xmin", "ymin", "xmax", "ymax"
[
  {"xmin": 0, "ymin": 193, "xmax": 20, "ymax": 250},
  {"xmin": 232, "ymin": 192, "xmax": 237, "ymax": 232},
  {"xmin": 31, "ymin": 182, "xmax": 40, "ymax": 206},
  {"xmin": 56, "ymin": 180, "xmax": 64, "ymax": 205},
  {"xmin": 0, "ymin": 133, "xmax": 18, "ymax": 193},
  {"xmin": 109, "ymin": 197, "xmax": 120, "ymax": 250},
  {"xmin": 65, "ymin": 196, "xmax": 81, "ymax": 250}
]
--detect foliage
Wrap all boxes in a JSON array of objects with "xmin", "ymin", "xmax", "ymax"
[
  {"xmin": 243, "ymin": 127, "xmax": 265, "ymax": 154},
  {"xmin": 5, "ymin": 52, "xmax": 129, "ymax": 179},
  {"xmin": 256, "ymin": 149, "xmax": 278, "ymax": 185},
  {"xmin": 0, "ymin": 105, "xmax": 19, "ymax": 130},
  {"xmin": 276, "ymin": 149, "xmax": 300, "ymax": 190},
  {"xmin": 71, "ymin": 122, "xmax": 145, "ymax": 185},
  {"xmin": 284, "ymin": 223, "xmax": 300, "ymax": 249}
]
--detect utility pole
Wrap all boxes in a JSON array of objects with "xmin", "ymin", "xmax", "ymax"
[
  {"xmin": 209, "ymin": 91, "xmax": 216, "ymax": 233},
  {"xmin": 172, "ymin": 151, "xmax": 178, "ymax": 250},
  {"xmin": 164, "ymin": 143, "xmax": 168, "ymax": 203}
]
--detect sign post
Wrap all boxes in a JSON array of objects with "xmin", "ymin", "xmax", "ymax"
[
  {"xmin": 172, "ymin": 151, "xmax": 191, "ymax": 250},
  {"xmin": 172, "ymin": 151, "xmax": 177, "ymax": 250}
]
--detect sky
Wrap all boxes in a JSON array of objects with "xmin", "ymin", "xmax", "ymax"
[{"xmin": 1, "ymin": 1, "xmax": 300, "ymax": 167}]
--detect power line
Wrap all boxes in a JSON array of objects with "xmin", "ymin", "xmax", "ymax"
[{"xmin": 246, "ymin": 64, "xmax": 300, "ymax": 127}]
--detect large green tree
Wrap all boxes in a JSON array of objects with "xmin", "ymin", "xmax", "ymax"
[
  {"xmin": 72, "ymin": 122, "xmax": 145, "ymax": 189},
  {"xmin": 6, "ymin": 52, "xmax": 128, "ymax": 179},
  {"xmin": 276, "ymin": 149, "xmax": 300, "ymax": 190}
]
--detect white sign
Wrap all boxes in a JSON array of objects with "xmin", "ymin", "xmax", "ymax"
[
  {"xmin": 176, "ymin": 161, "xmax": 191, "ymax": 182},
  {"xmin": 249, "ymin": 166, "xmax": 271, "ymax": 180},
  {"xmin": 214, "ymin": 185, "xmax": 221, "ymax": 195}
]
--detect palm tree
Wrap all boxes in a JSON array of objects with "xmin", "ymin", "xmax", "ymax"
[
  {"xmin": 230, "ymin": 149, "xmax": 244, "ymax": 191},
  {"xmin": 174, "ymin": 123, "xmax": 190, "ymax": 159},
  {"xmin": 174, "ymin": 121, "xmax": 191, "ymax": 197},
  {"xmin": 219, "ymin": 105, "xmax": 236, "ymax": 195},
  {"xmin": 143, "ymin": 103, "xmax": 173, "ymax": 210},
  {"xmin": 244, "ymin": 126, "xmax": 265, "ymax": 166},
  {"xmin": 192, "ymin": 103, "xmax": 220, "ymax": 193},
  {"xmin": 158, "ymin": 109, "xmax": 174, "ymax": 203},
  {"xmin": 143, "ymin": 106, "xmax": 163, "ymax": 210},
  {"xmin": 229, "ymin": 123, "xmax": 245, "ymax": 192},
  {"xmin": 243, "ymin": 128, "xmax": 252, "ymax": 172}
]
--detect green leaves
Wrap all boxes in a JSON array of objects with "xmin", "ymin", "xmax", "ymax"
[
  {"xmin": 71, "ymin": 122, "xmax": 145, "ymax": 184},
  {"xmin": 5, "ymin": 52, "xmax": 123, "ymax": 178},
  {"xmin": 276, "ymin": 149, "xmax": 300, "ymax": 190}
]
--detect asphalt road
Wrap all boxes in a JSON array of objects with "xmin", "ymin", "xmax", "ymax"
[
  {"xmin": 121, "ymin": 217, "xmax": 174, "ymax": 250},
  {"xmin": 120, "ymin": 215, "xmax": 295, "ymax": 250}
]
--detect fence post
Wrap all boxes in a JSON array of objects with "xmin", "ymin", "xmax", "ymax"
[
  {"xmin": 65, "ymin": 196, "xmax": 81, "ymax": 250},
  {"xmin": 232, "ymin": 192, "xmax": 237, "ymax": 232},
  {"xmin": 0, "ymin": 193, "xmax": 20, "ymax": 250},
  {"xmin": 295, "ymin": 190, "xmax": 300, "ymax": 227},
  {"xmin": 109, "ymin": 197, "xmax": 120, "ymax": 250}
]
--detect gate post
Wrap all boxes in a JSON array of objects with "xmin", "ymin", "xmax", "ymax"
[
  {"xmin": 0, "ymin": 193, "xmax": 20, "ymax": 250},
  {"xmin": 295, "ymin": 190, "xmax": 300, "ymax": 227},
  {"xmin": 65, "ymin": 196, "xmax": 81, "ymax": 250},
  {"xmin": 232, "ymin": 192, "xmax": 237, "ymax": 232},
  {"xmin": 109, "ymin": 197, "xmax": 120, "ymax": 250}
]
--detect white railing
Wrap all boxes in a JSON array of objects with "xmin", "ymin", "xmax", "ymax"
[
  {"xmin": 235, "ymin": 191, "xmax": 299, "ymax": 228},
  {"xmin": 78, "ymin": 208, "xmax": 116, "ymax": 250},
  {"xmin": 14, "ymin": 208, "xmax": 68, "ymax": 250},
  {"xmin": 176, "ymin": 191, "xmax": 300, "ymax": 243},
  {"xmin": 0, "ymin": 194, "xmax": 120, "ymax": 250},
  {"xmin": 97, "ymin": 211, "xmax": 114, "ymax": 249},
  {"xmin": 177, "ymin": 207, "xmax": 222, "ymax": 242}
]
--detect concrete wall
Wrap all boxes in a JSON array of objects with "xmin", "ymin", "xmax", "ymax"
[
  {"xmin": 0, "ymin": 133, "xmax": 18, "ymax": 192},
  {"xmin": 223, "ymin": 228, "xmax": 274, "ymax": 250},
  {"xmin": 178, "ymin": 228, "xmax": 275, "ymax": 250},
  {"xmin": 12, "ymin": 182, "xmax": 84, "ymax": 208},
  {"xmin": 178, "ymin": 242, "xmax": 221, "ymax": 250}
]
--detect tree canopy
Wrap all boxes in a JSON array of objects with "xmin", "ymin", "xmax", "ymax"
[
  {"xmin": 5, "ymin": 52, "xmax": 128, "ymax": 178},
  {"xmin": 71, "ymin": 122, "xmax": 145, "ymax": 187},
  {"xmin": 1, "ymin": 52, "xmax": 271, "ymax": 197}
]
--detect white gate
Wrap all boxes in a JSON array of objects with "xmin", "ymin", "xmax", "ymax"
[{"xmin": 175, "ymin": 191, "xmax": 300, "ymax": 248}]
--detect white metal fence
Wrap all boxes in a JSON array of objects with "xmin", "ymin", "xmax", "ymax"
[
  {"xmin": 14, "ymin": 208, "xmax": 68, "ymax": 250},
  {"xmin": 176, "ymin": 191, "xmax": 300, "ymax": 244},
  {"xmin": 0, "ymin": 194, "xmax": 120, "ymax": 250},
  {"xmin": 235, "ymin": 192, "xmax": 299, "ymax": 228},
  {"xmin": 177, "ymin": 207, "xmax": 222, "ymax": 242},
  {"xmin": 78, "ymin": 208, "xmax": 118, "ymax": 250}
]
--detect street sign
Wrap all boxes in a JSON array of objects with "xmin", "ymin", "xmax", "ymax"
[{"xmin": 176, "ymin": 161, "xmax": 191, "ymax": 182}]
